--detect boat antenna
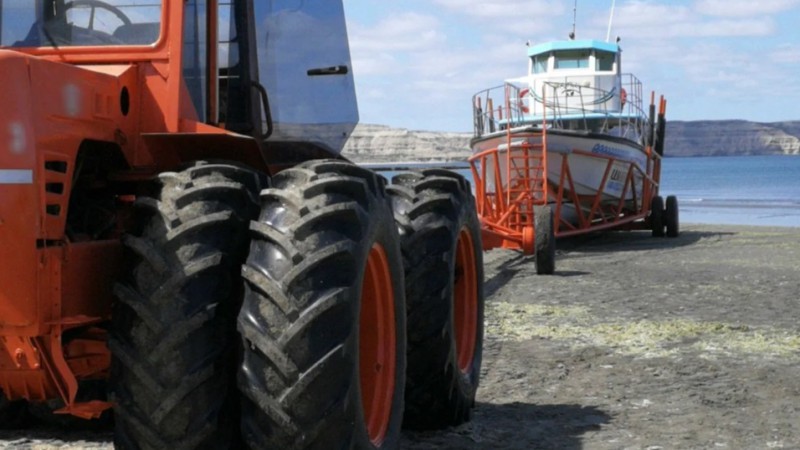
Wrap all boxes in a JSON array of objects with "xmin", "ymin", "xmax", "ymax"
[
  {"xmin": 570, "ymin": 0, "xmax": 577, "ymax": 39},
  {"xmin": 606, "ymin": 0, "xmax": 616, "ymax": 42}
]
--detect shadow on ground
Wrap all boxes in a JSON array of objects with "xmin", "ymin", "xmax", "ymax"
[
  {"xmin": 557, "ymin": 229, "xmax": 734, "ymax": 254},
  {"xmin": 482, "ymin": 229, "xmax": 734, "ymax": 293},
  {"xmin": 401, "ymin": 402, "xmax": 611, "ymax": 450},
  {"xmin": 483, "ymin": 252, "xmax": 534, "ymax": 297}
]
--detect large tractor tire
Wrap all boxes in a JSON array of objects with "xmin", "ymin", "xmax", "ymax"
[
  {"xmin": 237, "ymin": 160, "xmax": 406, "ymax": 449},
  {"xmin": 109, "ymin": 162, "xmax": 265, "ymax": 449},
  {"xmin": 387, "ymin": 169, "xmax": 484, "ymax": 430}
]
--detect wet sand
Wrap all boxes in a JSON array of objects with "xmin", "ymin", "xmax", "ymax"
[{"xmin": 3, "ymin": 224, "xmax": 799, "ymax": 449}]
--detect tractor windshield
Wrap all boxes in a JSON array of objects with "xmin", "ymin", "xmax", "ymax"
[{"xmin": 0, "ymin": 0, "xmax": 162, "ymax": 48}]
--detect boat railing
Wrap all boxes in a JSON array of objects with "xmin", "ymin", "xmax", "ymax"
[
  {"xmin": 540, "ymin": 75, "xmax": 647, "ymax": 142},
  {"xmin": 472, "ymin": 84, "xmax": 529, "ymax": 138},
  {"xmin": 472, "ymin": 74, "xmax": 651, "ymax": 145}
]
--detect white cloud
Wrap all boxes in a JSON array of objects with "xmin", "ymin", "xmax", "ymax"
[
  {"xmin": 348, "ymin": 12, "xmax": 448, "ymax": 77},
  {"xmin": 609, "ymin": 1, "xmax": 775, "ymax": 38},
  {"xmin": 695, "ymin": 0, "xmax": 800, "ymax": 17},
  {"xmin": 345, "ymin": 1, "xmax": 800, "ymax": 129},
  {"xmin": 432, "ymin": 0, "xmax": 565, "ymax": 19},
  {"xmin": 430, "ymin": 0, "xmax": 568, "ymax": 38},
  {"xmin": 348, "ymin": 12, "xmax": 445, "ymax": 53},
  {"xmin": 769, "ymin": 44, "xmax": 800, "ymax": 64},
  {"xmin": 668, "ymin": 18, "xmax": 775, "ymax": 37}
]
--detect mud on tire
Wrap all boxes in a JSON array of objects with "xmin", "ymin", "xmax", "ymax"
[
  {"xmin": 109, "ymin": 162, "xmax": 265, "ymax": 449},
  {"xmin": 237, "ymin": 160, "xmax": 406, "ymax": 449},
  {"xmin": 387, "ymin": 169, "xmax": 485, "ymax": 430}
]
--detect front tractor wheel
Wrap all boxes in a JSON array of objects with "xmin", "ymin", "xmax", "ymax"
[
  {"xmin": 109, "ymin": 162, "xmax": 266, "ymax": 449},
  {"xmin": 237, "ymin": 160, "xmax": 406, "ymax": 449},
  {"xmin": 387, "ymin": 169, "xmax": 485, "ymax": 430}
]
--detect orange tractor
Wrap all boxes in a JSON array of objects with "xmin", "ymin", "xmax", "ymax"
[{"xmin": 0, "ymin": 1, "xmax": 485, "ymax": 448}]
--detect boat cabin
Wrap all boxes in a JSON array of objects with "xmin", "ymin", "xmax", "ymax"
[{"xmin": 520, "ymin": 39, "xmax": 627, "ymax": 122}]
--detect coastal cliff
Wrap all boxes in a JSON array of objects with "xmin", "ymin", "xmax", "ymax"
[
  {"xmin": 667, "ymin": 121, "xmax": 800, "ymax": 157},
  {"xmin": 342, "ymin": 121, "xmax": 800, "ymax": 162},
  {"xmin": 343, "ymin": 124, "xmax": 471, "ymax": 163}
]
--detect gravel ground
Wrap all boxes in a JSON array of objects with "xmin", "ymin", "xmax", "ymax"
[
  {"xmin": 403, "ymin": 223, "xmax": 800, "ymax": 449},
  {"xmin": 2, "ymin": 224, "xmax": 799, "ymax": 449}
]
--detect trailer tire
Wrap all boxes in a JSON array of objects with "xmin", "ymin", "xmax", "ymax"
[
  {"xmin": 534, "ymin": 205, "xmax": 556, "ymax": 275},
  {"xmin": 238, "ymin": 160, "xmax": 406, "ymax": 449},
  {"xmin": 387, "ymin": 169, "xmax": 484, "ymax": 430},
  {"xmin": 110, "ymin": 162, "xmax": 265, "ymax": 450},
  {"xmin": 651, "ymin": 195, "xmax": 665, "ymax": 237},
  {"xmin": 665, "ymin": 195, "xmax": 680, "ymax": 238}
]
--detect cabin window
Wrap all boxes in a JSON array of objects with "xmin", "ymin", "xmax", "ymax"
[
  {"xmin": 183, "ymin": 0, "xmax": 207, "ymax": 121},
  {"xmin": 596, "ymin": 51, "xmax": 615, "ymax": 71},
  {"xmin": 1, "ymin": 0, "xmax": 163, "ymax": 47},
  {"xmin": 554, "ymin": 51, "xmax": 590, "ymax": 69},
  {"xmin": 531, "ymin": 55, "xmax": 548, "ymax": 73}
]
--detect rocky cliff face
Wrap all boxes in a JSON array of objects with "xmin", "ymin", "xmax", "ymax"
[
  {"xmin": 342, "ymin": 121, "xmax": 800, "ymax": 162},
  {"xmin": 343, "ymin": 124, "xmax": 471, "ymax": 163},
  {"xmin": 666, "ymin": 121, "xmax": 800, "ymax": 157}
]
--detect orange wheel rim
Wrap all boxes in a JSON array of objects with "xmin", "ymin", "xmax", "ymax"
[
  {"xmin": 454, "ymin": 229, "xmax": 478, "ymax": 373},
  {"xmin": 359, "ymin": 244, "xmax": 397, "ymax": 446}
]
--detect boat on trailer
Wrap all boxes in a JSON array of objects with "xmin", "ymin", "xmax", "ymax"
[{"xmin": 469, "ymin": 38, "xmax": 679, "ymax": 274}]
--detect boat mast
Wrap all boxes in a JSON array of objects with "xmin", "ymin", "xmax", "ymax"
[
  {"xmin": 570, "ymin": 0, "xmax": 577, "ymax": 39},
  {"xmin": 606, "ymin": 0, "xmax": 616, "ymax": 42}
]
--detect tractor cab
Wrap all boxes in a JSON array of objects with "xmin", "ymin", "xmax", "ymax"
[{"xmin": 0, "ymin": 0, "xmax": 358, "ymax": 163}]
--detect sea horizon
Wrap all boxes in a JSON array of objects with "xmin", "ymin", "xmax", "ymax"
[{"xmin": 370, "ymin": 155, "xmax": 800, "ymax": 229}]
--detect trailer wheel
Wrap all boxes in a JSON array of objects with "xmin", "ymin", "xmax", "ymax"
[
  {"xmin": 238, "ymin": 160, "xmax": 406, "ymax": 449},
  {"xmin": 534, "ymin": 205, "xmax": 556, "ymax": 275},
  {"xmin": 387, "ymin": 169, "xmax": 484, "ymax": 430},
  {"xmin": 665, "ymin": 195, "xmax": 680, "ymax": 238},
  {"xmin": 110, "ymin": 162, "xmax": 265, "ymax": 449},
  {"xmin": 651, "ymin": 195, "xmax": 665, "ymax": 237}
]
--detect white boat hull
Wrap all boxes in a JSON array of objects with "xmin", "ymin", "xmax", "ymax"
[{"xmin": 471, "ymin": 130, "xmax": 648, "ymax": 220}]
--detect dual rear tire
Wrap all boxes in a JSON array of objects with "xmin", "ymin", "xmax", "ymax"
[
  {"xmin": 110, "ymin": 161, "xmax": 483, "ymax": 449},
  {"xmin": 387, "ymin": 170, "xmax": 484, "ymax": 430},
  {"xmin": 111, "ymin": 162, "xmax": 266, "ymax": 449},
  {"xmin": 237, "ymin": 160, "xmax": 406, "ymax": 449}
]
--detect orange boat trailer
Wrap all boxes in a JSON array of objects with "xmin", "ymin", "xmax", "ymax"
[{"xmin": 469, "ymin": 85, "xmax": 677, "ymax": 275}]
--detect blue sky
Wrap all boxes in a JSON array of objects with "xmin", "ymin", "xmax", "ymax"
[{"xmin": 342, "ymin": 0, "xmax": 800, "ymax": 132}]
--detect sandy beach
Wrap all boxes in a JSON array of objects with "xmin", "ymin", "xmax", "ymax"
[{"xmin": 2, "ymin": 223, "xmax": 799, "ymax": 449}]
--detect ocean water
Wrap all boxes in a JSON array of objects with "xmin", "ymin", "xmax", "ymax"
[
  {"xmin": 660, "ymin": 155, "xmax": 800, "ymax": 227},
  {"xmin": 373, "ymin": 155, "xmax": 800, "ymax": 228}
]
